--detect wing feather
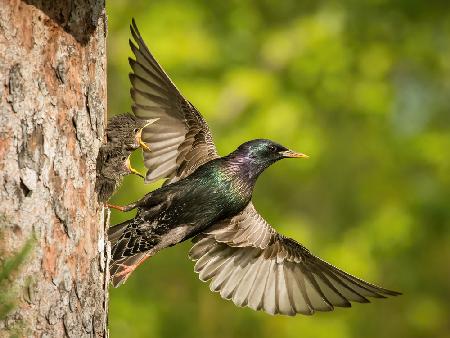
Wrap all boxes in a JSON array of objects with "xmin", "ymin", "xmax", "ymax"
[
  {"xmin": 129, "ymin": 19, "xmax": 218, "ymax": 184},
  {"xmin": 190, "ymin": 204, "xmax": 401, "ymax": 316}
]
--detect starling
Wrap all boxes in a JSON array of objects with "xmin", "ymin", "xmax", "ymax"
[
  {"xmin": 96, "ymin": 146, "xmax": 145, "ymax": 203},
  {"xmin": 106, "ymin": 112, "xmax": 156, "ymax": 152},
  {"xmin": 108, "ymin": 20, "xmax": 401, "ymax": 316},
  {"xmin": 96, "ymin": 113, "xmax": 158, "ymax": 202}
]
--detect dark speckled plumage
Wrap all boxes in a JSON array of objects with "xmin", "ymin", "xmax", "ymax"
[
  {"xmin": 107, "ymin": 20, "xmax": 401, "ymax": 316},
  {"xmin": 105, "ymin": 113, "xmax": 149, "ymax": 151},
  {"xmin": 96, "ymin": 146, "xmax": 130, "ymax": 203}
]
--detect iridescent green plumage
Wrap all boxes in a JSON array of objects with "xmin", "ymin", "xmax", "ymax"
[{"xmin": 109, "ymin": 140, "xmax": 288, "ymax": 285}]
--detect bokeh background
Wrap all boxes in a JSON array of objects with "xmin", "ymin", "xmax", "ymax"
[{"xmin": 106, "ymin": 1, "xmax": 450, "ymax": 337}]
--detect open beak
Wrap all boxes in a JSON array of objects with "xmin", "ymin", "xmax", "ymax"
[
  {"xmin": 125, "ymin": 156, "xmax": 145, "ymax": 179},
  {"xmin": 279, "ymin": 150, "xmax": 309, "ymax": 159},
  {"xmin": 136, "ymin": 128, "xmax": 151, "ymax": 152},
  {"xmin": 136, "ymin": 118, "xmax": 159, "ymax": 152}
]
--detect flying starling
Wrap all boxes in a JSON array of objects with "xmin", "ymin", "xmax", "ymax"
[
  {"xmin": 96, "ymin": 113, "xmax": 156, "ymax": 202},
  {"xmin": 108, "ymin": 20, "xmax": 401, "ymax": 316}
]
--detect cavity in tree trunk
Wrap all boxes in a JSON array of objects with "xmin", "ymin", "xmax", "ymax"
[{"xmin": 0, "ymin": 1, "xmax": 108, "ymax": 336}]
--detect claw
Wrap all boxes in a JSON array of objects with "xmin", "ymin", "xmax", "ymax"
[{"xmin": 125, "ymin": 156, "xmax": 145, "ymax": 179}]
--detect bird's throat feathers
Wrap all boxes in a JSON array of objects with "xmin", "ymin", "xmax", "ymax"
[{"xmin": 225, "ymin": 152, "xmax": 275, "ymax": 180}]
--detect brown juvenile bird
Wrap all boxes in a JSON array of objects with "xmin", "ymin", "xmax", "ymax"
[
  {"xmin": 105, "ymin": 112, "xmax": 154, "ymax": 152},
  {"xmin": 96, "ymin": 146, "xmax": 144, "ymax": 203},
  {"xmin": 96, "ymin": 113, "xmax": 156, "ymax": 202},
  {"xmin": 107, "ymin": 20, "xmax": 401, "ymax": 316}
]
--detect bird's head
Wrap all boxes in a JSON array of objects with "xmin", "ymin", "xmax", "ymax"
[
  {"xmin": 231, "ymin": 139, "xmax": 308, "ymax": 168},
  {"xmin": 101, "ymin": 150, "xmax": 144, "ymax": 179},
  {"xmin": 106, "ymin": 113, "xmax": 155, "ymax": 151}
]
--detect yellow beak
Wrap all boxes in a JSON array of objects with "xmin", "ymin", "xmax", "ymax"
[
  {"xmin": 135, "ymin": 128, "xmax": 151, "ymax": 152},
  {"xmin": 279, "ymin": 150, "xmax": 309, "ymax": 159},
  {"xmin": 135, "ymin": 118, "xmax": 159, "ymax": 152},
  {"xmin": 125, "ymin": 156, "xmax": 145, "ymax": 179}
]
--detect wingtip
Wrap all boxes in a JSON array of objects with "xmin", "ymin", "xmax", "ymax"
[
  {"xmin": 129, "ymin": 39, "xmax": 138, "ymax": 53},
  {"xmin": 355, "ymin": 296, "xmax": 371, "ymax": 303},
  {"xmin": 129, "ymin": 72, "xmax": 136, "ymax": 83},
  {"xmin": 130, "ymin": 18, "xmax": 138, "ymax": 35},
  {"xmin": 130, "ymin": 19, "xmax": 141, "ymax": 45},
  {"xmin": 143, "ymin": 173, "xmax": 155, "ymax": 185},
  {"xmin": 384, "ymin": 289, "xmax": 402, "ymax": 297}
]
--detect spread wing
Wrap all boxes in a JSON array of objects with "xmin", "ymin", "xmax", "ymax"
[
  {"xmin": 189, "ymin": 203, "xmax": 401, "ymax": 316},
  {"xmin": 129, "ymin": 19, "xmax": 218, "ymax": 184}
]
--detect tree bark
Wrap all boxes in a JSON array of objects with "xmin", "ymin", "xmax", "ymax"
[{"xmin": 0, "ymin": 1, "xmax": 108, "ymax": 337}]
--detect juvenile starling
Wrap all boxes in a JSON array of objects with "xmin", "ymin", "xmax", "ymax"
[
  {"xmin": 96, "ymin": 146, "xmax": 144, "ymax": 203},
  {"xmin": 108, "ymin": 20, "xmax": 401, "ymax": 316},
  {"xmin": 96, "ymin": 113, "xmax": 157, "ymax": 202},
  {"xmin": 106, "ymin": 112, "xmax": 156, "ymax": 152}
]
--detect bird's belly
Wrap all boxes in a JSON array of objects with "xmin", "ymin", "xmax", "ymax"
[
  {"xmin": 156, "ymin": 192, "xmax": 242, "ymax": 241},
  {"xmin": 141, "ymin": 179, "xmax": 249, "ymax": 253}
]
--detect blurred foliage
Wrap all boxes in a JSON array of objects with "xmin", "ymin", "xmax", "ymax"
[
  {"xmin": 0, "ymin": 225, "xmax": 34, "ymax": 323},
  {"xmin": 106, "ymin": 1, "xmax": 450, "ymax": 337}
]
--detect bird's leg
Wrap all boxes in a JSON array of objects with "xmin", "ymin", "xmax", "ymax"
[
  {"xmin": 106, "ymin": 189, "xmax": 148, "ymax": 212},
  {"xmin": 125, "ymin": 156, "xmax": 145, "ymax": 179},
  {"xmin": 106, "ymin": 202, "xmax": 138, "ymax": 212},
  {"xmin": 136, "ymin": 127, "xmax": 151, "ymax": 152},
  {"xmin": 113, "ymin": 263, "xmax": 137, "ymax": 278}
]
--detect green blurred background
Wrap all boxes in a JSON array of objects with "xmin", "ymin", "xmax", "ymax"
[{"xmin": 106, "ymin": 1, "xmax": 450, "ymax": 337}]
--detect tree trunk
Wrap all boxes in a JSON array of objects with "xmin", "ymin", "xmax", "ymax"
[{"xmin": 0, "ymin": 1, "xmax": 108, "ymax": 337}]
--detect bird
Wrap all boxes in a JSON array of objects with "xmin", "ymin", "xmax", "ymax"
[
  {"xmin": 107, "ymin": 19, "xmax": 401, "ymax": 316},
  {"xmin": 96, "ymin": 113, "xmax": 157, "ymax": 202},
  {"xmin": 105, "ymin": 112, "xmax": 156, "ymax": 152},
  {"xmin": 95, "ymin": 146, "xmax": 144, "ymax": 203}
]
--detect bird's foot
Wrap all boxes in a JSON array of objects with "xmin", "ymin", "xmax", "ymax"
[
  {"xmin": 113, "ymin": 263, "xmax": 139, "ymax": 278},
  {"xmin": 112, "ymin": 256, "xmax": 149, "ymax": 282}
]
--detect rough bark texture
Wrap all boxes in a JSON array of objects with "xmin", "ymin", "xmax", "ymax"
[{"xmin": 0, "ymin": 1, "xmax": 108, "ymax": 337}]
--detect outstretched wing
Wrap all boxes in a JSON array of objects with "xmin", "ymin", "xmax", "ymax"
[
  {"xmin": 129, "ymin": 19, "xmax": 218, "ymax": 184},
  {"xmin": 189, "ymin": 203, "xmax": 401, "ymax": 316}
]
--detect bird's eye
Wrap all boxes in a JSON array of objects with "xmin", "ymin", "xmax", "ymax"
[
  {"xmin": 268, "ymin": 145, "xmax": 277, "ymax": 152},
  {"xmin": 133, "ymin": 128, "xmax": 139, "ymax": 133},
  {"xmin": 122, "ymin": 156, "xmax": 127, "ymax": 161}
]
